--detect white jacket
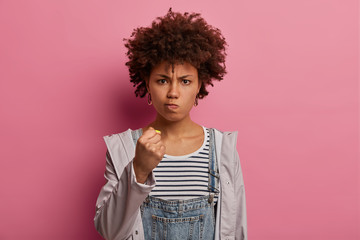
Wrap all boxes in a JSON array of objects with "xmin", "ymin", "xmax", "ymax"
[{"xmin": 94, "ymin": 128, "xmax": 247, "ymax": 240}]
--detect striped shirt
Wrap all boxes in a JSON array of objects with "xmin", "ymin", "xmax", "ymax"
[{"xmin": 150, "ymin": 126, "xmax": 218, "ymax": 202}]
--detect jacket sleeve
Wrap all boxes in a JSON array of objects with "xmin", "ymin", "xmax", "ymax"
[
  {"xmin": 234, "ymin": 149, "xmax": 248, "ymax": 240},
  {"xmin": 94, "ymin": 150, "xmax": 156, "ymax": 240}
]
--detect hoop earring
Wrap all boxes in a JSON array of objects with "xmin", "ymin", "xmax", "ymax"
[
  {"xmin": 194, "ymin": 96, "xmax": 198, "ymax": 106},
  {"xmin": 147, "ymin": 93, "xmax": 152, "ymax": 105}
]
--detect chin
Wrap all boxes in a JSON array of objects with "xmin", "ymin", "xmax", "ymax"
[
  {"xmin": 163, "ymin": 115, "xmax": 183, "ymax": 122},
  {"xmin": 158, "ymin": 112, "xmax": 186, "ymax": 122}
]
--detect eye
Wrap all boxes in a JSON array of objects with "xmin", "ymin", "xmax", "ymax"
[
  {"xmin": 182, "ymin": 79, "xmax": 191, "ymax": 85},
  {"xmin": 157, "ymin": 79, "xmax": 167, "ymax": 84}
]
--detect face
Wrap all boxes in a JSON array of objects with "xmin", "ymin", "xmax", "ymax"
[{"xmin": 146, "ymin": 61, "xmax": 201, "ymax": 122}]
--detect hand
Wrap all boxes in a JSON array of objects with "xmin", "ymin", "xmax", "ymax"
[{"xmin": 133, "ymin": 127, "xmax": 166, "ymax": 183}]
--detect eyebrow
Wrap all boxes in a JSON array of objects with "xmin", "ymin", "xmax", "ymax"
[{"xmin": 156, "ymin": 74, "xmax": 192, "ymax": 79}]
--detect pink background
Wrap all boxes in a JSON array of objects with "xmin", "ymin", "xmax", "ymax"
[{"xmin": 0, "ymin": 0, "xmax": 358, "ymax": 239}]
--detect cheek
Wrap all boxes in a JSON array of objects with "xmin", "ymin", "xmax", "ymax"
[
  {"xmin": 184, "ymin": 92, "xmax": 197, "ymax": 106},
  {"xmin": 151, "ymin": 92, "xmax": 166, "ymax": 109}
]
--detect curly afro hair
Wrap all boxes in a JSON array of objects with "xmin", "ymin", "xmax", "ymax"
[{"xmin": 123, "ymin": 8, "xmax": 228, "ymax": 99}]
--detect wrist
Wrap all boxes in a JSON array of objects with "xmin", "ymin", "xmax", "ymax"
[{"xmin": 133, "ymin": 159, "xmax": 149, "ymax": 184}]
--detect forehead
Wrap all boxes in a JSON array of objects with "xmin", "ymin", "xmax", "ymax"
[{"xmin": 152, "ymin": 61, "xmax": 197, "ymax": 74}]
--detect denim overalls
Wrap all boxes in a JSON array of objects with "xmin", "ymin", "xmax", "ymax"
[{"xmin": 131, "ymin": 128, "xmax": 219, "ymax": 240}]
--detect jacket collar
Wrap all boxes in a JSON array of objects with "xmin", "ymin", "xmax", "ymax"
[{"xmin": 103, "ymin": 128, "xmax": 238, "ymax": 181}]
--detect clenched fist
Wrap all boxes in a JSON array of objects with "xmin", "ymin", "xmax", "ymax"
[{"xmin": 133, "ymin": 127, "xmax": 166, "ymax": 183}]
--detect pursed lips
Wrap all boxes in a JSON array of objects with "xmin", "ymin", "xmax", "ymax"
[{"xmin": 165, "ymin": 103, "xmax": 179, "ymax": 109}]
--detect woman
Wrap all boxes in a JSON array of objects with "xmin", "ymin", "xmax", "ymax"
[{"xmin": 94, "ymin": 8, "xmax": 247, "ymax": 240}]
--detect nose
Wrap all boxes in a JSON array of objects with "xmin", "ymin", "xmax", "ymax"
[{"xmin": 167, "ymin": 81, "xmax": 179, "ymax": 99}]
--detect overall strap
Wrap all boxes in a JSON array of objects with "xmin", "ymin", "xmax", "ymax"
[{"xmin": 208, "ymin": 128, "xmax": 220, "ymax": 197}]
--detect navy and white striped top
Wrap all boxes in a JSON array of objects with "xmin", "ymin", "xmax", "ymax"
[{"xmin": 150, "ymin": 126, "xmax": 218, "ymax": 202}]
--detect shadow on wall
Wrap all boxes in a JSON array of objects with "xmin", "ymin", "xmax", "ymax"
[
  {"xmin": 120, "ymin": 90, "xmax": 156, "ymax": 130},
  {"xmin": 87, "ymin": 77, "xmax": 156, "ymax": 239},
  {"xmin": 111, "ymin": 79, "xmax": 156, "ymax": 131}
]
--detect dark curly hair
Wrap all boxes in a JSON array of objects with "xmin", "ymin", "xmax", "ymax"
[{"xmin": 123, "ymin": 8, "xmax": 228, "ymax": 99}]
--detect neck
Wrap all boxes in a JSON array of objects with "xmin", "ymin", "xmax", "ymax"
[{"xmin": 148, "ymin": 113, "xmax": 198, "ymax": 139}]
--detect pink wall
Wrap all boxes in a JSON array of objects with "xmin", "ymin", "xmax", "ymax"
[{"xmin": 0, "ymin": 0, "xmax": 358, "ymax": 239}]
